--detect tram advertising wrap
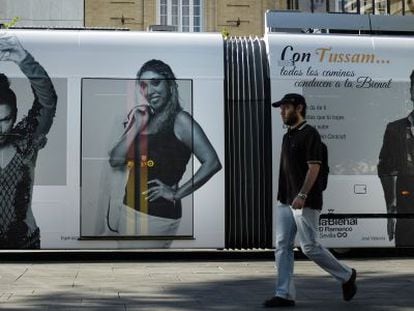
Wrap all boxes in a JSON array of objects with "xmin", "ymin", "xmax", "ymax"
[
  {"xmin": 3, "ymin": 28, "xmax": 414, "ymax": 250},
  {"xmin": 0, "ymin": 30, "xmax": 224, "ymax": 250},
  {"xmin": 267, "ymin": 33, "xmax": 414, "ymax": 248}
]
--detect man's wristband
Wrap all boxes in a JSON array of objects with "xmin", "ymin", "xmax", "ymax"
[{"xmin": 296, "ymin": 193, "xmax": 307, "ymax": 200}]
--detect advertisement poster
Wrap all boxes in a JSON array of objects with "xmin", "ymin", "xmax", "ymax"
[
  {"xmin": 0, "ymin": 34, "xmax": 67, "ymax": 249},
  {"xmin": 81, "ymin": 76, "xmax": 196, "ymax": 241},
  {"xmin": 80, "ymin": 58, "xmax": 222, "ymax": 247},
  {"xmin": 268, "ymin": 34, "xmax": 414, "ymax": 247},
  {"xmin": 1, "ymin": 30, "xmax": 225, "ymax": 249}
]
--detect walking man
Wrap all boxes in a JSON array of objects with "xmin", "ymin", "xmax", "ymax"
[{"xmin": 264, "ymin": 93, "xmax": 357, "ymax": 307}]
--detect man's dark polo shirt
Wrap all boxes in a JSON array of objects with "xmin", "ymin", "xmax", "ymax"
[{"xmin": 278, "ymin": 121, "xmax": 323, "ymax": 210}]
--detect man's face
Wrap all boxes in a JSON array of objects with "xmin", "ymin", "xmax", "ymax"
[
  {"xmin": 0, "ymin": 103, "xmax": 14, "ymax": 145},
  {"xmin": 137, "ymin": 71, "xmax": 170, "ymax": 113},
  {"xmin": 280, "ymin": 103, "xmax": 299, "ymax": 126}
]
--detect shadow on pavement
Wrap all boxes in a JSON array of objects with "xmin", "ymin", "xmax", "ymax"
[{"xmin": 2, "ymin": 268, "xmax": 413, "ymax": 310}]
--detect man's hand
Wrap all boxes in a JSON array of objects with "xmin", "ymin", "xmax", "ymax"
[
  {"xmin": 292, "ymin": 196, "xmax": 305, "ymax": 210},
  {"xmin": 0, "ymin": 34, "xmax": 28, "ymax": 64}
]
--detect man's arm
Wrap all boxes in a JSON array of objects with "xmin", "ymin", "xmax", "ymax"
[
  {"xmin": 0, "ymin": 34, "xmax": 57, "ymax": 137},
  {"xmin": 19, "ymin": 53, "xmax": 58, "ymax": 137},
  {"xmin": 292, "ymin": 162, "xmax": 320, "ymax": 210}
]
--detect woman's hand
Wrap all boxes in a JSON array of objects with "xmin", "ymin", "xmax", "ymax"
[
  {"xmin": 109, "ymin": 105, "xmax": 150, "ymax": 167},
  {"xmin": 124, "ymin": 105, "xmax": 150, "ymax": 132},
  {"xmin": 0, "ymin": 34, "xmax": 28, "ymax": 64},
  {"xmin": 143, "ymin": 179, "xmax": 176, "ymax": 203}
]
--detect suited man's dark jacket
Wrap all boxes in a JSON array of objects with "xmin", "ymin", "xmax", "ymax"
[
  {"xmin": 378, "ymin": 115, "xmax": 414, "ymax": 213},
  {"xmin": 378, "ymin": 116, "xmax": 412, "ymax": 178}
]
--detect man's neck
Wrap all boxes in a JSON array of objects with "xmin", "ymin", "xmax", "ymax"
[{"xmin": 290, "ymin": 117, "xmax": 306, "ymax": 129}]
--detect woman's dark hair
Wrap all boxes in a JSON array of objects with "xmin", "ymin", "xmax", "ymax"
[
  {"xmin": 0, "ymin": 73, "xmax": 17, "ymax": 122},
  {"xmin": 136, "ymin": 59, "xmax": 182, "ymax": 133},
  {"xmin": 137, "ymin": 59, "xmax": 177, "ymax": 81}
]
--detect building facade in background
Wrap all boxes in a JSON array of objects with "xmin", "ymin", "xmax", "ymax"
[
  {"xmin": 0, "ymin": 0, "xmax": 84, "ymax": 27},
  {"xmin": 85, "ymin": 0, "xmax": 414, "ymax": 36},
  {"xmin": 85, "ymin": 0, "xmax": 278, "ymax": 36},
  {"xmin": 0, "ymin": 0, "xmax": 413, "ymax": 39}
]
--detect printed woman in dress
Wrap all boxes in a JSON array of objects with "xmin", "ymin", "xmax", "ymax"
[{"xmin": 107, "ymin": 59, "xmax": 221, "ymax": 237}]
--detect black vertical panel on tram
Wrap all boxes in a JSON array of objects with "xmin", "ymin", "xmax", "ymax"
[{"xmin": 224, "ymin": 37, "xmax": 273, "ymax": 249}]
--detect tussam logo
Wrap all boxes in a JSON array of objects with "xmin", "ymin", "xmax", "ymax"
[
  {"xmin": 278, "ymin": 45, "xmax": 311, "ymax": 66},
  {"xmin": 278, "ymin": 45, "xmax": 390, "ymax": 66}
]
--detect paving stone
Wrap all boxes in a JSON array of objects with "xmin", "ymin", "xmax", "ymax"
[{"xmin": 0, "ymin": 257, "xmax": 413, "ymax": 310}]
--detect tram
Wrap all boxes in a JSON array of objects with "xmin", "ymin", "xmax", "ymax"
[{"xmin": 1, "ymin": 12, "xmax": 413, "ymax": 250}]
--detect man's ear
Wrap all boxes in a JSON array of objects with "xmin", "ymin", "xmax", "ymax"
[{"xmin": 295, "ymin": 104, "xmax": 304, "ymax": 114}]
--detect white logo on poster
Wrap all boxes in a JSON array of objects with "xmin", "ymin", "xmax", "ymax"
[{"xmin": 319, "ymin": 217, "xmax": 358, "ymax": 239}]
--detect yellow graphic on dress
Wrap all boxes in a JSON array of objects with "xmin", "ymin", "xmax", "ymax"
[{"xmin": 125, "ymin": 158, "xmax": 148, "ymax": 235}]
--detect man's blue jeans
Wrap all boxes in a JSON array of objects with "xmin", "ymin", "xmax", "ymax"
[{"xmin": 275, "ymin": 204, "xmax": 352, "ymax": 300}]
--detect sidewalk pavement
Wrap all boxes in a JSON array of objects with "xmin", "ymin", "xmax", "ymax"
[{"xmin": 0, "ymin": 251, "xmax": 413, "ymax": 310}]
